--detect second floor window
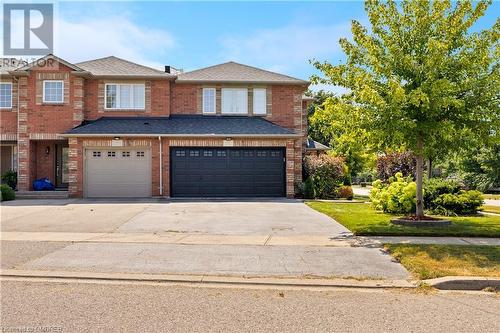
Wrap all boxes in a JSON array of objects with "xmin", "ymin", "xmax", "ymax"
[
  {"xmin": 202, "ymin": 88, "xmax": 216, "ymax": 114},
  {"xmin": 105, "ymin": 84, "xmax": 145, "ymax": 110},
  {"xmin": 43, "ymin": 80, "xmax": 64, "ymax": 103},
  {"xmin": 0, "ymin": 83, "xmax": 12, "ymax": 108},
  {"xmin": 221, "ymin": 88, "xmax": 248, "ymax": 114},
  {"xmin": 253, "ymin": 88, "xmax": 267, "ymax": 115}
]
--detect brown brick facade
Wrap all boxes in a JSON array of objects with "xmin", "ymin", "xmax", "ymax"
[
  {"xmin": 4, "ymin": 57, "xmax": 307, "ymax": 197},
  {"xmin": 67, "ymin": 137, "xmax": 302, "ymax": 198}
]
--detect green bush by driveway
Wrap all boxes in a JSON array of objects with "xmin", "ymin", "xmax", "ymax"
[{"xmin": 306, "ymin": 201, "xmax": 500, "ymax": 237}]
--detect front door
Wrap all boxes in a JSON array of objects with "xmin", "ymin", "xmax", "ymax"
[{"xmin": 55, "ymin": 143, "xmax": 69, "ymax": 188}]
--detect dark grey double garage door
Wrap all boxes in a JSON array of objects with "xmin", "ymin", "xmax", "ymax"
[{"xmin": 171, "ymin": 147, "xmax": 285, "ymax": 197}]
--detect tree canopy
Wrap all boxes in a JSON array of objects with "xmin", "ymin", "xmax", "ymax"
[{"xmin": 311, "ymin": 0, "xmax": 499, "ymax": 216}]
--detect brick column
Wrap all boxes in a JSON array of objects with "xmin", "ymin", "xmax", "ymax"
[
  {"xmin": 286, "ymin": 139, "xmax": 295, "ymax": 198},
  {"xmin": 68, "ymin": 137, "xmax": 83, "ymax": 197},
  {"xmin": 16, "ymin": 77, "xmax": 30, "ymax": 191},
  {"xmin": 73, "ymin": 77, "xmax": 84, "ymax": 126},
  {"xmin": 162, "ymin": 138, "xmax": 170, "ymax": 197}
]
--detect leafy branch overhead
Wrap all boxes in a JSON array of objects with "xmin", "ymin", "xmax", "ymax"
[{"xmin": 311, "ymin": 0, "xmax": 499, "ymax": 154}]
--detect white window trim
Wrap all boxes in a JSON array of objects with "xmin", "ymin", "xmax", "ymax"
[
  {"xmin": 104, "ymin": 83, "xmax": 146, "ymax": 110},
  {"xmin": 253, "ymin": 88, "xmax": 267, "ymax": 116},
  {"xmin": 0, "ymin": 82, "xmax": 13, "ymax": 109},
  {"xmin": 42, "ymin": 80, "xmax": 64, "ymax": 104},
  {"xmin": 202, "ymin": 88, "xmax": 216, "ymax": 114},
  {"xmin": 221, "ymin": 88, "xmax": 248, "ymax": 115}
]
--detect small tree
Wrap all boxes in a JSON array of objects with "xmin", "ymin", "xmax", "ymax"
[{"xmin": 312, "ymin": 0, "xmax": 499, "ymax": 218}]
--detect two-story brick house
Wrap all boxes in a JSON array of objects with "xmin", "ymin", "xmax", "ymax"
[{"xmin": 1, "ymin": 54, "xmax": 311, "ymax": 198}]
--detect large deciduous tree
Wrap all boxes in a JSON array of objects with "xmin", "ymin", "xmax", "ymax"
[{"xmin": 312, "ymin": 0, "xmax": 499, "ymax": 218}]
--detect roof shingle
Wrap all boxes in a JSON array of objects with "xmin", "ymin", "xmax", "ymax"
[
  {"xmin": 177, "ymin": 61, "xmax": 308, "ymax": 84},
  {"xmin": 76, "ymin": 56, "xmax": 174, "ymax": 78},
  {"xmin": 65, "ymin": 115, "xmax": 298, "ymax": 137}
]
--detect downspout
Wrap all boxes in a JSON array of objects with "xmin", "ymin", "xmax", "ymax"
[
  {"xmin": 158, "ymin": 136, "xmax": 163, "ymax": 196},
  {"xmin": 13, "ymin": 76, "xmax": 20, "ymax": 174}
]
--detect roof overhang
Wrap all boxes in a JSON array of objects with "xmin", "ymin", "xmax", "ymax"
[
  {"xmin": 90, "ymin": 74, "xmax": 177, "ymax": 80},
  {"xmin": 175, "ymin": 80, "xmax": 310, "ymax": 86},
  {"xmin": 61, "ymin": 133, "xmax": 302, "ymax": 138}
]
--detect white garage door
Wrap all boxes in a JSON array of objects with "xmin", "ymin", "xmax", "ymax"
[{"xmin": 85, "ymin": 148, "xmax": 151, "ymax": 197}]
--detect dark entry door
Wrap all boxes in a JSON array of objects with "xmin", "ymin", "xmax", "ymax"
[
  {"xmin": 55, "ymin": 143, "xmax": 69, "ymax": 188},
  {"xmin": 170, "ymin": 147, "xmax": 285, "ymax": 197}
]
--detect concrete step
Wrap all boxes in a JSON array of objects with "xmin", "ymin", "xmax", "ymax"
[{"xmin": 16, "ymin": 191, "xmax": 69, "ymax": 199}]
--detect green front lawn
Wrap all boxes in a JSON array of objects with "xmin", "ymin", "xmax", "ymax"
[
  {"xmin": 482, "ymin": 205, "xmax": 500, "ymax": 214},
  {"xmin": 306, "ymin": 201, "xmax": 500, "ymax": 237},
  {"xmin": 384, "ymin": 244, "xmax": 500, "ymax": 279}
]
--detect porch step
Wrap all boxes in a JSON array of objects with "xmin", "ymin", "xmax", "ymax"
[{"xmin": 16, "ymin": 191, "xmax": 69, "ymax": 199}]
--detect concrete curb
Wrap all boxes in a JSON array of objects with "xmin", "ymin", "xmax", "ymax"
[
  {"xmin": 0, "ymin": 269, "xmax": 416, "ymax": 289},
  {"xmin": 424, "ymin": 276, "xmax": 500, "ymax": 290}
]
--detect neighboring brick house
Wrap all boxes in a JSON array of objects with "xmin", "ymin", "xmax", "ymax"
[{"xmin": 0, "ymin": 54, "xmax": 310, "ymax": 198}]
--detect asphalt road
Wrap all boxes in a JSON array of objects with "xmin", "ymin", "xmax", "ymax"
[{"xmin": 1, "ymin": 279, "xmax": 499, "ymax": 333}]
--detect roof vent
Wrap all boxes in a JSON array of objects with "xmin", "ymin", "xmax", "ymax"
[{"xmin": 144, "ymin": 122, "xmax": 150, "ymax": 125}]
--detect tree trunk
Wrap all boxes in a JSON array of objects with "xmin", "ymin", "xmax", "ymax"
[
  {"xmin": 415, "ymin": 135, "xmax": 425, "ymax": 218},
  {"xmin": 427, "ymin": 158, "xmax": 433, "ymax": 179}
]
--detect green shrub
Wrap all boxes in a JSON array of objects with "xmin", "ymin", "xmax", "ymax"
[
  {"xmin": 370, "ymin": 172, "xmax": 416, "ymax": 214},
  {"xmin": 1, "ymin": 170, "xmax": 17, "ymax": 189},
  {"xmin": 0, "ymin": 184, "xmax": 15, "ymax": 201},
  {"xmin": 433, "ymin": 190, "xmax": 483, "ymax": 215},
  {"xmin": 423, "ymin": 178, "xmax": 462, "ymax": 209},
  {"xmin": 339, "ymin": 185, "xmax": 354, "ymax": 200},
  {"xmin": 303, "ymin": 177, "xmax": 315, "ymax": 199},
  {"xmin": 304, "ymin": 155, "xmax": 347, "ymax": 199}
]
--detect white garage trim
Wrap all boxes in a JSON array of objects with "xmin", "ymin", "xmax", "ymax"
[{"xmin": 84, "ymin": 147, "xmax": 152, "ymax": 198}]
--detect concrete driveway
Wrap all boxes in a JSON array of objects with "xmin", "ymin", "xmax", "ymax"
[
  {"xmin": 1, "ymin": 199, "xmax": 409, "ymax": 280},
  {"xmin": 1, "ymin": 199, "xmax": 351, "ymax": 237}
]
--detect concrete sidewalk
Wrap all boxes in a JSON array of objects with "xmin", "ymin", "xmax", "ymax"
[
  {"xmin": 14, "ymin": 242, "xmax": 410, "ymax": 279},
  {"xmin": 2, "ymin": 231, "xmax": 499, "ymax": 246}
]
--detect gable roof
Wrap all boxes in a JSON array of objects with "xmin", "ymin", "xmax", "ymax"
[
  {"xmin": 14, "ymin": 54, "xmax": 86, "ymax": 72},
  {"xmin": 0, "ymin": 58, "xmax": 23, "ymax": 75},
  {"xmin": 306, "ymin": 138, "xmax": 330, "ymax": 151},
  {"xmin": 76, "ymin": 56, "xmax": 175, "ymax": 78},
  {"xmin": 64, "ymin": 115, "xmax": 299, "ymax": 137},
  {"xmin": 177, "ymin": 61, "xmax": 308, "ymax": 84}
]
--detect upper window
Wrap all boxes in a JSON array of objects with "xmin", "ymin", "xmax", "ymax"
[
  {"xmin": 105, "ymin": 84, "xmax": 145, "ymax": 110},
  {"xmin": 0, "ymin": 83, "xmax": 12, "ymax": 109},
  {"xmin": 253, "ymin": 88, "xmax": 267, "ymax": 115},
  {"xmin": 221, "ymin": 88, "xmax": 248, "ymax": 114},
  {"xmin": 43, "ymin": 80, "xmax": 64, "ymax": 103},
  {"xmin": 202, "ymin": 88, "xmax": 216, "ymax": 114}
]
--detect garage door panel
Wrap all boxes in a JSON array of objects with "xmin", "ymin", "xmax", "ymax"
[
  {"xmin": 85, "ymin": 148, "xmax": 151, "ymax": 197},
  {"xmin": 171, "ymin": 147, "xmax": 285, "ymax": 197}
]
